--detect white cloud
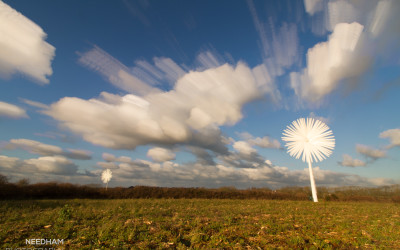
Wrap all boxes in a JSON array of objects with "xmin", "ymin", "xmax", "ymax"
[
  {"xmin": 326, "ymin": 0, "xmax": 360, "ymax": 32},
  {"xmin": 248, "ymin": 136, "xmax": 281, "ymax": 149},
  {"xmin": 97, "ymin": 161, "xmax": 119, "ymax": 170},
  {"xmin": 247, "ymin": 0, "xmax": 300, "ymax": 74},
  {"xmin": 102, "ymin": 152, "xmax": 132, "ymax": 163},
  {"xmin": 246, "ymin": 0, "xmax": 269, "ymax": 59},
  {"xmin": 0, "ymin": 1, "xmax": 55, "ymax": 83},
  {"xmin": 1, "ymin": 149, "xmax": 396, "ymax": 188},
  {"xmin": 233, "ymin": 141, "xmax": 257, "ymax": 156},
  {"xmin": 291, "ymin": 22, "xmax": 367, "ymax": 104},
  {"xmin": 9, "ymin": 138, "xmax": 62, "ymax": 155},
  {"xmin": 307, "ymin": 0, "xmax": 389, "ymax": 35},
  {"xmin": 0, "ymin": 101, "xmax": 28, "ymax": 118},
  {"xmin": 0, "ymin": 154, "xmax": 78, "ymax": 175},
  {"xmin": 236, "ymin": 132, "xmax": 281, "ymax": 149},
  {"xmin": 7, "ymin": 138, "xmax": 91, "ymax": 160},
  {"xmin": 339, "ymin": 154, "xmax": 366, "ymax": 167},
  {"xmin": 356, "ymin": 144, "xmax": 386, "ymax": 159},
  {"xmin": 294, "ymin": 0, "xmax": 400, "ymax": 105},
  {"xmin": 78, "ymin": 46, "xmax": 160, "ymax": 95},
  {"xmin": 380, "ymin": 128, "xmax": 400, "ymax": 149},
  {"xmin": 304, "ymin": 0, "xmax": 323, "ymax": 15},
  {"xmin": 25, "ymin": 156, "xmax": 78, "ymax": 175},
  {"xmin": 63, "ymin": 149, "xmax": 92, "ymax": 160},
  {"xmin": 98, "ymin": 155, "xmax": 396, "ymax": 189},
  {"xmin": 0, "ymin": 155, "xmax": 19, "ymax": 168},
  {"xmin": 78, "ymin": 46, "xmax": 188, "ymax": 93},
  {"xmin": 19, "ymin": 98, "xmax": 49, "ymax": 109},
  {"xmin": 195, "ymin": 51, "xmax": 225, "ymax": 69},
  {"xmin": 102, "ymin": 152, "xmax": 116, "ymax": 162},
  {"xmin": 45, "ymin": 60, "xmax": 277, "ymax": 151},
  {"xmin": 147, "ymin": 147, "xmax": 176, "ymax": 162},
  {"xmin": 153, "ymin": 57, "xmax": 186, "ymax": 84}
]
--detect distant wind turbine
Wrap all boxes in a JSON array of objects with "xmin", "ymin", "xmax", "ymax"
[
  {"xmin": 282, "ymin": 118, "xmax": 335, "ymax": 202},
  {"xmin": 101, "ymin": 169, "xmax": 112, "ymax": 190}
]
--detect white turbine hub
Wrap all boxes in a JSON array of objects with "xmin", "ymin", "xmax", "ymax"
[{"xmin": 282, "ymin": 118, "xmax": 335, "ymax": 163}]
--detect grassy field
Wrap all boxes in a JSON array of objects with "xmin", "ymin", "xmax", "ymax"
[{"xmin": 1, "ymin": 199, "xmax": 399, "ymax": 249}]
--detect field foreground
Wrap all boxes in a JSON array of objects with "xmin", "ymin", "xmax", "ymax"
[{"xmin": 1, "ymin": 199, "xmax": 400, "ymax": 249}]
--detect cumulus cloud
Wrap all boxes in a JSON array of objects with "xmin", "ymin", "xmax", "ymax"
[
  {"xmin": 233, "ymin": 141, "xmax": 257, "ymax": 156},
  {"xmin": 97, "ymin": 161, "xmax": 119, "ymax": 170},
  {"xmin": 94, "ymin": 154, "xmax": 396, "ymax": 189},
  {"xmin": 0, "ymin": 1, "xmax": 55, "ymax": 83},
  {"xmin": 236, "ymin": 132, "xmax": 281, "ymax": 149},
  {"xmin": 25, "ymin": 156, "xmax": 78, "ymax": 175},
  {"xmin": 290, "ymin": 22, "xmax": 368, "ymax": 104},
  {"xmin": 0, "ymin": 155, "xmax": 19, "ymax": 169},
  {"xmin": 356, "ymin": 144, "xmax": 386, "ymax": 160},
  {"xmin": 0, "ymin": 154, "xmax": 78, "ymax": 175},
  {"xmin": 63, "ymin": 149, "xmax": 92, "ymax": 160},
  {"xmin": 339, "ymin": 154, "xmax": 366, "ymax": 167},
  {"xmin": 380, "ymin": 128, "xmax": 400, "ymax": 149},
  {"xmin": 0, "ymin": 101, "xmax": 28, "ymax": 119},
  {"xmin": 6, "ymin": 138, "xmax": 91, "ymax": 160},
  {"xmin": 248, "ymin": 136, "xmax": 281, "ymax": 149},
  {"xmin": 2, "ymin": 148, "xmax": 396, "ymax": 188},
  {"xmin": 102, "ymin": 152, "xmax": 132, "ymax": 163},
  {"xmin": 187, "ymin": 146, "xmax": 216, "ymax": 165},
  {"xmin": 292, "ymin": 0, "xmax": 400, "ymax": 105},
  {"xmin": 147, "ymin": 147, "xmax": 175, "ymax": 162},
  {"xmin": 46, "ymin": 50, "xmax": 278, "ymax": 152}
]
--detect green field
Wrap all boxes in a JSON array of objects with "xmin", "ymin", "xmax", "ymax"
[{"xmin": 1, "ymin": 199, "xmax": 399, "ymax": 249}]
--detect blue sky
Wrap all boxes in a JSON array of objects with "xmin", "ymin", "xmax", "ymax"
[{"xmin": 0, "ymin": 0, "xmax": 399, "ymax": 189}]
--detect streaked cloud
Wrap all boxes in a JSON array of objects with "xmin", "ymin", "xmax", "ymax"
[
  {"xmin": 339, "ymin": 154, "xmax": 366, "ymax": 167},
  {"xmin": 6, "ymin": 138, "xmax": 91, "ymax": 160},
  {"xmin": 247, "ymin": 0, "xmax": 300, "ymax": 74},
  {"xmin": 0, "ymin": 101, "xmax": 28, "ymax": 119},
  {"xmin": 290, "ymin": 22, "xmax": 367, "ymax": 104},
  {"xmin": 78, "ymin": 46, "xmax": 189, "ymax": 93},
  {"xmin": 293, "ymin": 0, "xmax": 400, "ymax": 105},
  {"xmin": 122, "ymin": 0, "xmax": 151, "ymax": 27},
  {"xmin": 19, "ymin": 98, "xmax": 49, "ymax": 109},
  {"xmin": 78, "ymin": 46, "xmax": 160, "ymax": 95},
  {"xmin": 246, "ymin": 0, "xmax": 269, "ymax": 59},
  {"xmin": 304, "ymin": 0, "xmax": 323, "ymax": 15},
  {"xmin": 47, "ymin": 51, "xmax": 279, "ymax": 152},
  {"xmin": 0, "ymin": 1, "xmax": 55, "ymax": 83}
]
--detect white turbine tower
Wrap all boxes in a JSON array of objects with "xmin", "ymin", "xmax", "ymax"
[
  {"xmin": 282, "ymin": 118, "xmax": 335, "ymax": 202},
  {"xmin": 101, "ymin": 169, "xmax": 112, "ymax": 190}
]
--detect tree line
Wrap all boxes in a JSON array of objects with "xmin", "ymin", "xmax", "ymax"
[{"xmin": 0, "ymin": 174, "xmax": 399, "ymax": 202}]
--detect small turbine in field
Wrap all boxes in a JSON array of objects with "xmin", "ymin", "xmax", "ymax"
[
  {"xmin": 101, "ymin": 169, "xmax": 112, "ymax": 190},
  {"xmin": 282, "ymin": 118, "xmax": 335, "ymax": 202}
]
